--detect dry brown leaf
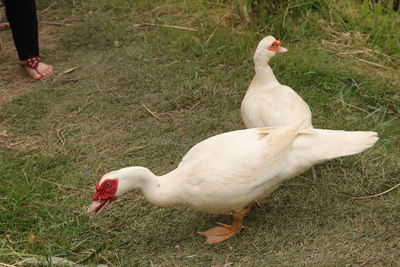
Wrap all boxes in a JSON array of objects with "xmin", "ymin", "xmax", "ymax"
[
  {"xmin": 61, "ymin": 66, "xmax": 80, "ymax": 75},
  {"xmin": 174, "ymin": 244, "xmax": 183, "ymax": 253},
  {"xmin": 27, "ymin": 235, "xmax": 38, "ymax": 244}
]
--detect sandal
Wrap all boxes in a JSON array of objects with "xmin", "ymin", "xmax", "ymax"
[
  {"xmin": 0, "ymin": 15, "xmax": 9, "ymax": 29},
  {"xmin": 22, "ymin": 56, "xmax": 43, "ymax": 80}
]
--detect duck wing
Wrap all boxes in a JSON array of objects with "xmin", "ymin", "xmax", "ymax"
[{"xmin": 241, "ymin": 85, "xmax": 312, "ymax": 128}]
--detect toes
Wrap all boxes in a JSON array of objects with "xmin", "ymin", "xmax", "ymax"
[
  {"xmin": 46, "ymin": 65, "xmax": 54, "ymax": 75},
  {"xmin": 205, "ymin": 235, "xmax": 232, "ymax": 244},
  {"xmin": 24, "ymin": 67, "xmax": 42, "ymax": 80},
  {"xmin": 42, "ymin": 68, "xmax": 53, "ymax": 78},
  {"xmin": 199, "ymin": 224, "xmax": 243, "ymax": 244},
  {"xmin": 216, "ymin": 222, "xmax": 231, "ymax": 229},
  {"xmin": 23, "ymin": 62, "xmax": 53, "ymax": 80},
  {"xmin": 198, "ymin": 226, "xmax": 229, "ymax": 237},
  {"xmin": 30, "ymin": 71, "xmax": 42, "ymax": 80},
  {"xmin": 37, "ymin": 63, "xmax": 54, "ymax": 78}
]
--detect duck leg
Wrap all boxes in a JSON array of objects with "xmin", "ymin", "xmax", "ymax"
[{"xmin": 198, "ymin": 205, "xmax": 252, "ymax": 244}]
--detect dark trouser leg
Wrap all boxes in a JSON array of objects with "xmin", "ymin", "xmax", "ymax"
[{"xmin": 4, "ymin": 0, "xmax": 39, "ymax": 60}]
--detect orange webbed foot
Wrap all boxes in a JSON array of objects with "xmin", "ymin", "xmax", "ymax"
[
  {"xmin": 199, "ymin": 207, "xmax": 252, "ymax": 244},
  {"xmin": 198, "ymin": 224, "xmax": 242, "ymax": 244}
]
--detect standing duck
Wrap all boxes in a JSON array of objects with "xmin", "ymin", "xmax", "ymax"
[
  {"xmin": 241, "ymin": 35, "xmax": 313, "ymax": 129},
  {"xmin": 88, "ymin": 118, "xmax": 377, "ymax": 244}
]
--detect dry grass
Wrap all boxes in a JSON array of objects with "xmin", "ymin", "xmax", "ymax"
[{"xmin": 320, "ymin": 26, "xmax": 400, "ymax": 85}]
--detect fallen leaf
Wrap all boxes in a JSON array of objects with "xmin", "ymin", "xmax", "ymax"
[
  {"xmin": 175, "ymin": 244, "xmax": 182, "ymax": 253},
  {"xmin": 27, "ymin": 235, "xmax": 37, "ymax": 244},
  {"xmin": 61, "ymin": 66, "xmax": 80, "ymax": 75}
]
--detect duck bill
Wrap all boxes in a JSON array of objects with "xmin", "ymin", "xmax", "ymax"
[
  {"xmin": 87, "ymin": 200, "xmax": 110, "ymax": 214},
  {"xmin": 277, "ymin": 46, "xmax": 288, "ymax": 53}
]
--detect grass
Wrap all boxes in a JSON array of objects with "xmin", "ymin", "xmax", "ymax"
[{"xmin": 0, "ymin": 0, "xmax": 399, "ymax": 265}]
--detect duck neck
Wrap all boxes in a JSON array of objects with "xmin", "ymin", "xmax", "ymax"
[
  {"xmin": 252, "ymin": 63, "xmax": 280, "ymax": 88},
  {"xmin": 132, "ymin": 168, "xmax": 179, "ymax": 208}
]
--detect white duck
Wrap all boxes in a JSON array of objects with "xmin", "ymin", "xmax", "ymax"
[
  {"xmin": 241, "ymin": 35, "xmax": 313, "ymax": 129},
  {"xmin": 88, "ymin": 118, "xmax": 377, "ymax": 244}
]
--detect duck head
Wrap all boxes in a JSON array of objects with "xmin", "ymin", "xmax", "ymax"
[
  {"xmin": 253, "ymin": 35, "xmax": 288, "ymax": 66},
  {"xmin": 87, "ymin": 166, "xmax": 153, "ymax": 214}
]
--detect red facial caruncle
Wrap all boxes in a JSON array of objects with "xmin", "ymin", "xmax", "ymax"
[
  {"xmin": 267, "ymin": 40, "xmax": 282, "ymax": 52},
  {"xmin": 93, "ymin": 178, "xmax": 118, "ymax": 202},
  {"xmin": 87, "ymin": 178, "xmax": 118, "ymax": 214}
]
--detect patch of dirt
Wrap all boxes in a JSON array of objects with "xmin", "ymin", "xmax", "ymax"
[
  {"xmin": 0, "ymin": 13, "xmax": 62, "ymax": 151},
  {"xmin": 0, "ymin": 33, "xmax": 31, "ymax": 105},
  {"xmin": 0, "ymin": 20, "xmax": 60, "ymax": 106},
  {"xmin": 1, "ymin": 134, "xmax": 42, "ymax": 151}
]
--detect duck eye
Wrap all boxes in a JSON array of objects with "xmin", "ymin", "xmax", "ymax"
[{"xmin": 106, "ymin": 182, "xmax": 112, "ymax": 187}]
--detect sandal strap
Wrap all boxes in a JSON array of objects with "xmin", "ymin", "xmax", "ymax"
[{"xmin": 22, "ymin": 56, "xmax": 41, "ymax": 69}]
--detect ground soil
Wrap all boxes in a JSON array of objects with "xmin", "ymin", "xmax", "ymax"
[{"xmin": 0, "ymin": 20, "xmax": 58, "ymax": 106}]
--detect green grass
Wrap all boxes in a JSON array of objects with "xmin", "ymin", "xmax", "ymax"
[{"xmin": 1, "ymin": 0, "xmax": 399, "ymax": 265}]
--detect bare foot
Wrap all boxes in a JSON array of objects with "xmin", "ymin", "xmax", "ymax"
[
  {"xmin": 24, "ymin": 62, "xmax": 53, "ymax": 80},
  {"xmin": 0, "ymin": 21, "xmax": 9, "ymax": 28},
  {"xmin": 0, "ymin": 15, "xmax": 9, "ymax": 28}
]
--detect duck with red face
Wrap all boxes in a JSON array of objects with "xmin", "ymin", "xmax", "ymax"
[
  {"xmin": 85, "ymin": 121, "xmax": 378, "ymax": 245},
  {"xmin": 251, "ymin": 36, "xmax": 288, "ymax": 67},
  {"xmin": 87, "ymin": 178, "xmax": 118, "ymax": 214},
  {"xmin": 267, "ymin": 40, "xmax": 288, "ymax": 53},
  {"xmin": 87, "ymin": 167, "xmax": 156, "ymax": 214}
]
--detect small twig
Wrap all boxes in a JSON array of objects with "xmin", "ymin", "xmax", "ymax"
[
  {"xmin": 0, "ymin": 262, "xmax": 17, "ymax": 267},
  {"xmin": 157, "ymin": 102, "xmax": 200, "ymax": 116},
  {"xmin": 333, "ymin": 50, "xmax": 370, "ymax": 56},
  {"xmin": 333, "ymin": 96, "xmax": 370, "ymax": 114},
  {"xmin": 369, "ymin": 48, "xmax": 400, "ymax": 63},
  {"xmin": 207, "ymin": 11, "xmax": 236, "ymax": 44},
  {"xmin": 311, "ymin": 167, "xmax": 317, "ymax": 179},
  {"xmin": 5, "ymin": 139, "xmax": 25, "ymax": 149},
  {"xmin": 206, "ymin": 25, "xmax": 219, "ymax": 44},
  {"xmin": 163, "ymin": 60, "xmax": 180, "ymax": 67},
  {"xmin": 40, "ymin": 21, "xmax": 74, "ymax": 26},
  {"xmin": 186, "ymin": 255, "xmax": 196, "ymax": 258},
  {"xmin": 133, "ymin": 22, "xmax": 198, "ymax": 32},
  {"xmin": 40, "ymin": 1, "xmax": 56, "ymax": 15},
  {"xmin": 37, "ymin": 177, "xmax": 89, "ymax": 192},
  {"xmin": 206, "ymin": 19, "xmax": 223, "ymax": 44},
  {"xmin": 356, "ymin": 58, "xmax": 392, "ymax": 70},
  {"xmin": 352, "ymin": 183, "xmax": 400, "ymax": 199},
  {"xmin": 56, "ymin": 128, "xmax": 66, "ymax": 148},
  {"xmin": 97, "ymin": 254, "xmax": 115, "ymax": 267},
  {"xmin": 142, "ymin": 104, "xmax": 161, "ymax": 119},
  {"xmin": 126, "ymin": 145, "xmax": 148, "ymax": 152},
  {"xmin": 96, "ymin": 84, "xmax": 103, "ymax": 95},
  {"xmin": 61, "ymin": 66, "xmax": 79, "ymax": 75},
  {"xmin": 242, "ymin": 4, "xmax": 250, "ymax": 23},
  {"xmin": 321, "ymin": 39, "xmax": 352, "ymax": 48}
]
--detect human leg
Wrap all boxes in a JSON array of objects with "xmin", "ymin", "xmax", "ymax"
[{"xmin": 4, "ymin": 0, "xmax": 53, "ymax": 79}]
